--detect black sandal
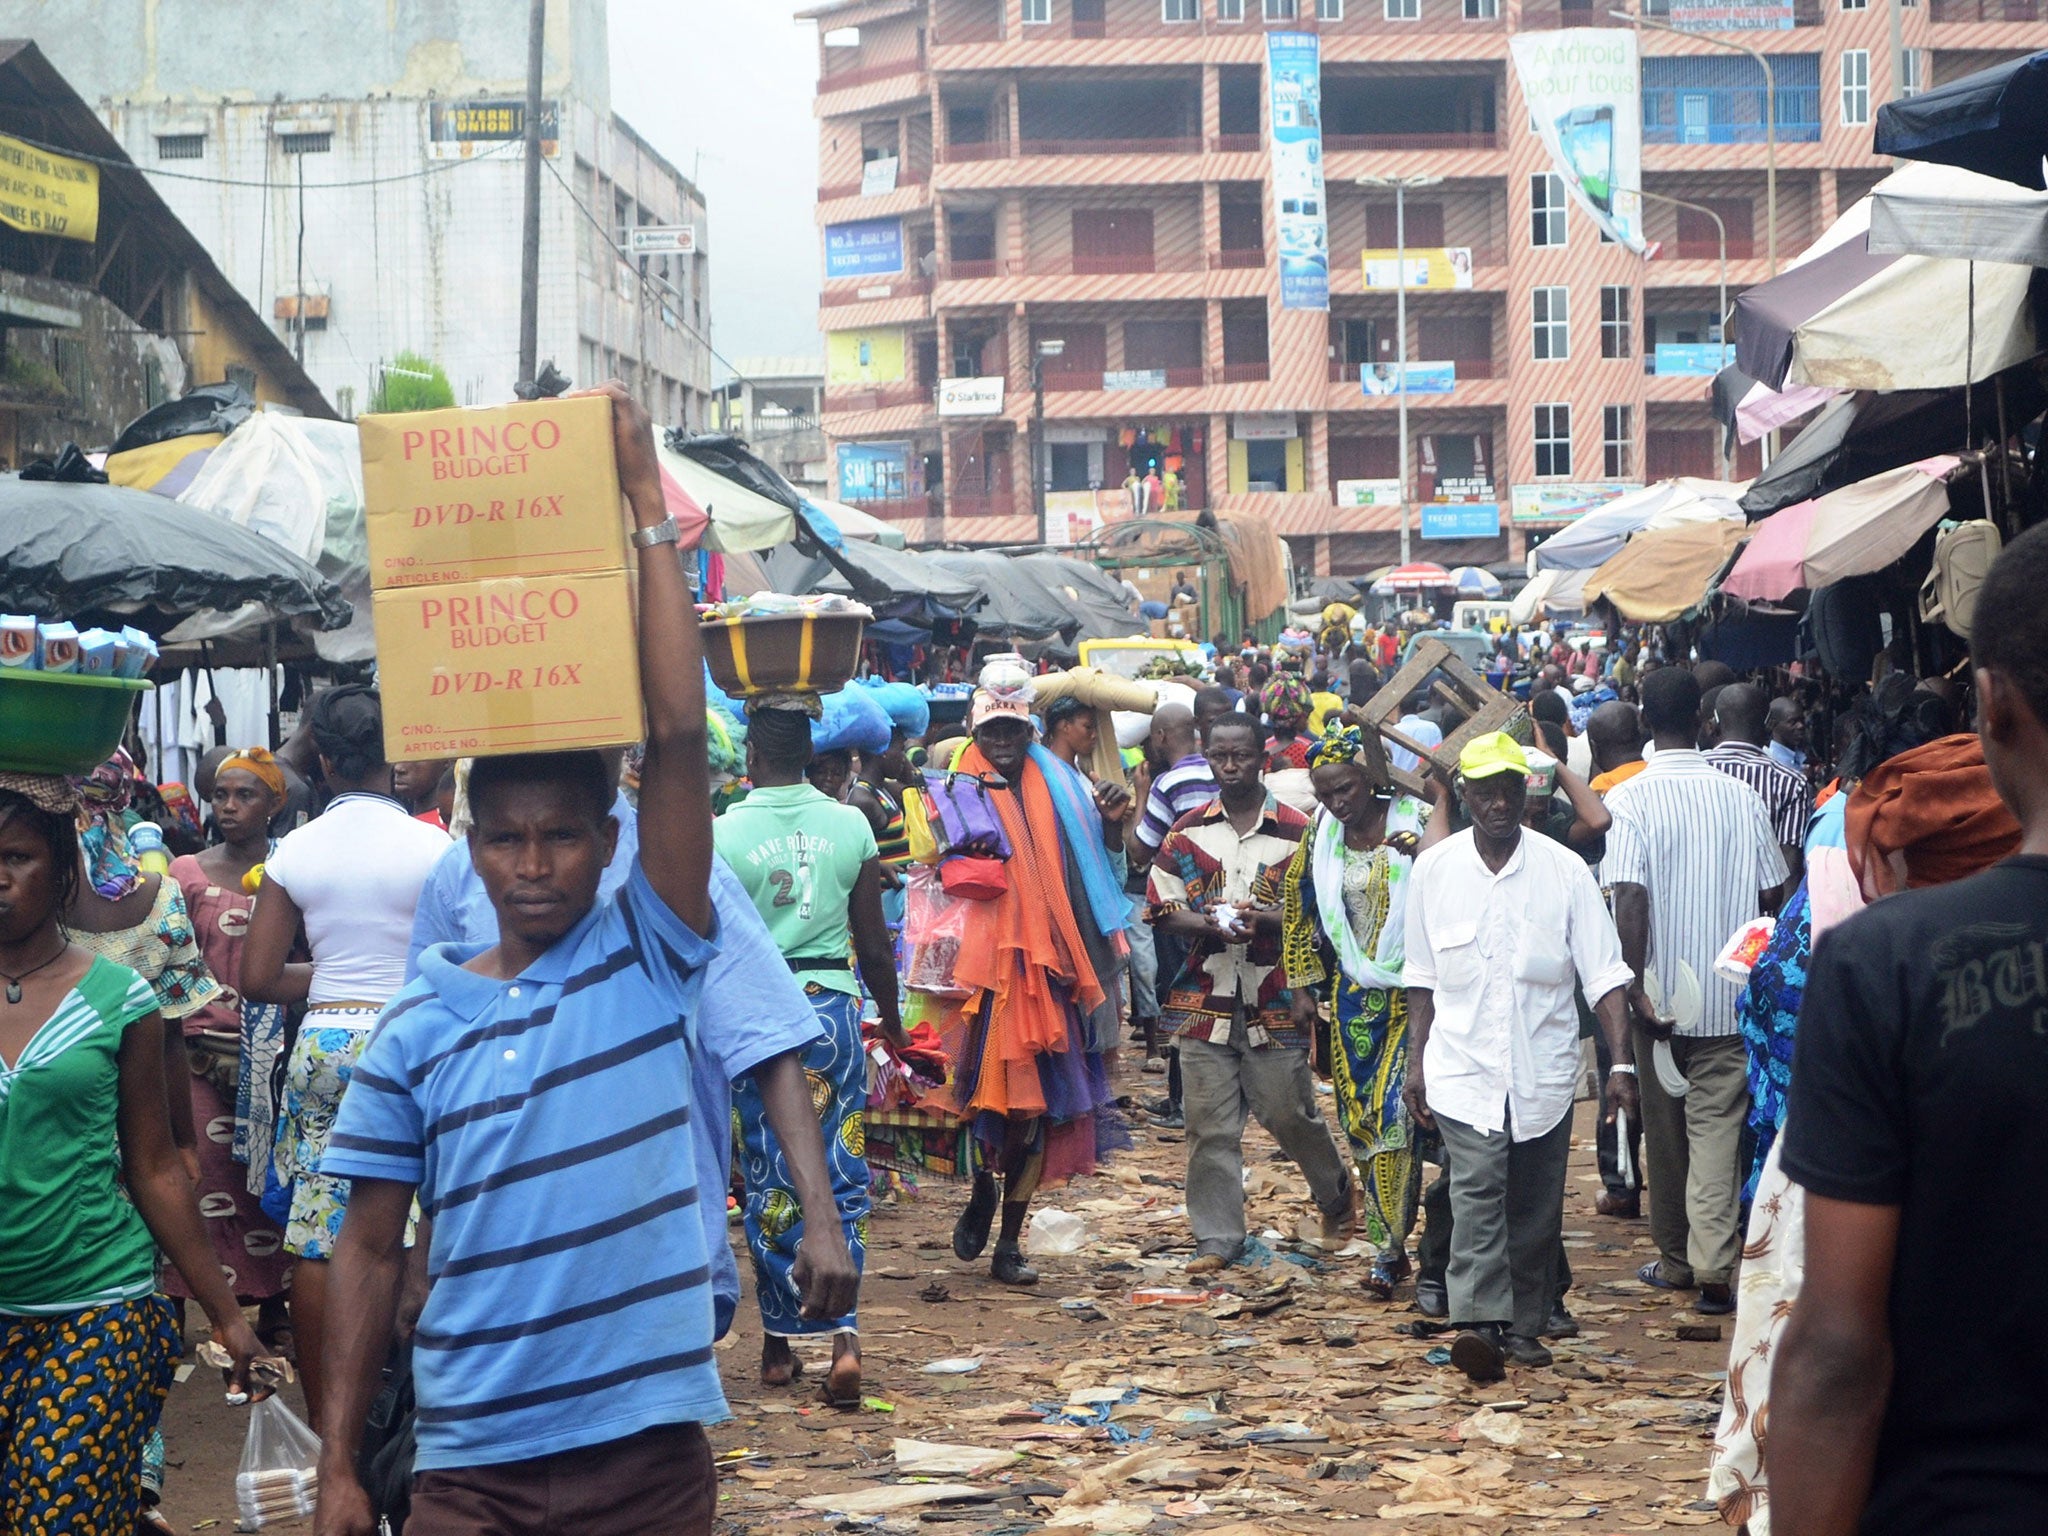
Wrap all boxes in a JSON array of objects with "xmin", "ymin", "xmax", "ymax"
[{"xmin": 952, "ymin": 1173, "xmax": 998, "ymax": 1262}]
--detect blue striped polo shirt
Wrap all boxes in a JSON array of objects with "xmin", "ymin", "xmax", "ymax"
[{"xmin": 324, "ymin": 859, "xmax": 819, "ymax": 1471}]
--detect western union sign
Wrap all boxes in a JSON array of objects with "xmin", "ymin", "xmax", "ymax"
[{"xmin": 0, "ymin": 133, "xmax": 98, "ymax": 243}]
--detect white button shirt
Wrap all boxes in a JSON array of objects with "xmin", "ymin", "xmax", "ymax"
[{"xmin": 1403, "ymin": 827, "xmax": 1636, "ymax": 1141}]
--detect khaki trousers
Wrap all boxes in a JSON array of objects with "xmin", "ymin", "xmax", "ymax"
[{"xmin": 1635, "ymin": 1030, "xmax": 1750, "ymax": 1287}]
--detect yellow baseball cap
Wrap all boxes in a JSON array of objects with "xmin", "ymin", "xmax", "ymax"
[{"xmin": 1458, "ymin": 731, "xmax": 1530, "ymax": 781}]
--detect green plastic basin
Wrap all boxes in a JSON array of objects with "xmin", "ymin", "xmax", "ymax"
[{"xmin": 0, "ymin": 670, "xmax": 154, "ymax": 776}]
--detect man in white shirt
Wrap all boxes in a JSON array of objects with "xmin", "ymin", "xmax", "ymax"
[{"xmin": 1404, "ymin": 732, "xmax": 1638, "ymax": 1383}]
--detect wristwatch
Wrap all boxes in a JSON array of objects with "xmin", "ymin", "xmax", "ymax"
[
  {"xmin": 1608, "ymin": 1063, "xmax": 1638, "ymax": 1076},
  {"xmin": 630, "ymin": 516, "xmax": 681, "ymax": 549}
]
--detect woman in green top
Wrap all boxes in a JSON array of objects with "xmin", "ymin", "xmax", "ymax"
[{"xmin": 0, "ymin": 778, "xmax": 261, "ymax": 1535}]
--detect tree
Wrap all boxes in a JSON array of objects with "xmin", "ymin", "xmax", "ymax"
[{"xmin": 372, "ymin": 352, "xmax": 455, "ymax": 413}]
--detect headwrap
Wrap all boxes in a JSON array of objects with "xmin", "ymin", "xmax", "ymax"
[
  {"xmin": 1307, "ymin": 722, "xmax": 1369, "ymax": 771},
  {"xmin": 1845, "ymin": 733, "xmax": 2021, "ymax": 897},
  {"xmin": 1260, "ymin": 674, "xmax": 1314, "ymax": 727},
  {"xmin": 70, "ymin": 748, "xmax": 142, "ymax": 900},
  {"xmin": 217, "ymin": 747, "xmax": 287, "ymax": 801},
  {"xmin": 0, "ymin": 772, "xmax": 80, "ymax": 816}
]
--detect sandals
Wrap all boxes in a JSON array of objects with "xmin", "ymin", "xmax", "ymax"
[
  {"xmin": 1362, "ymin": 1250, "xmax": 1412, "ymax": 1301},
  {"xmin": 1637, "ymin": 1260, "xmax": 1695, "ymax": 1291}
]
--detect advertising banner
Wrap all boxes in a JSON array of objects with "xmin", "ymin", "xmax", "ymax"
[
  {"xmin": 1509, "ymin": 31, "xmax": 1645, "ymax": 252},
  {"xmin": 1421, "ymin": 503, "xmax": 1504, "ymax": 539},
  {"xmin": 0, "ymin": 133, "xmax": 97, "ymax": 242},
  {"xmin": 1668, "ymin": 0, "xmax": 1794, "ymax": 28},
  {"xmin": 1362, "ymin": 361, "xmax": 1456, "ymax": 396},
  {"xmin": 1267, "ymin": 33, "xmax": 1329, "ymax": 312},
  {"xmin": 824, "ymin": 217, "xmax": 905, "ymax": 279},
  {"xmin": 426, "ymin": 100, "xmax": 561, "ymax": 159},
  {"xmin": 826, "ymin": 327, "xmax": 907, "ymax": 385},
  {"xmin": 1653, "ymin": 342, "xmax": 1732, "ymax": 376},
  {"xmin": 1510, "ymin": 482, "xmax": 1640, "ymax": 524},
  {"xmin": 1234, "ymin": 412, "xmax": 1300, "ymax": 440},
  {"xmin": 1361, "ymin": 248, "xmax": 1475, "ymax": 290},
  {"xmin": 936, "ymin": 376, "xmax": 1006, "ymax": 416},
  {"xmin": 1045, "ymin": 490, "xmax": 1112, "ymax": 548},
  {"xmin": 861, "ymin": 156, "xmax": 900, "ymax": 196},
  {"xmin": 1337, "ymin": 479, "xmax": 1405, "ymax": 508},
  {"xmin": 1103, "ymin": 369, "xmax": 1167, "ymax": 391},
  {"xmin": 837, "ymin": 442, "xmax": 915, "ymax": 503}
]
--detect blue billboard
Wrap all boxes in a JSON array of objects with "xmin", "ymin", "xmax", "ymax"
[
  {"xmin": 1267, "ymin": 33, "xmax": 1328, "ymax": 312},
  {"xmin": 1421, "ymin": 503, "xmax": 1503, "ymax": 539},
  {"xmin": 1654, "ymin": 342, "xmax": 1732, "ymax": 376},
  {"xmin": 824, "ymin": 217, "xmax": 905, "ymax": 279}
]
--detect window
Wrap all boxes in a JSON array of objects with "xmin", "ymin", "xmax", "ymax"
[
  {"xmin": 278, "ymin": 131, "xmax": 331, "ymax": 154},
  {"xmin": 1164, "ymin": 0, "xmax": 1200, "ymax": 18},
  {"xmin": 1264, "ymin": 0, "xmax": 1298, "ymax": 17},
  {"xmin": 1840, "ymin": 0, "xmax": 1865, "ymax": 8},
  {"xmin": 1600, "ymin": 285, "xmax": 1631, "ymax": 358},
  {"xmin": 1534, "ymin": 404, "xmax": 1572, "ymax": 478},
  {"xmin": 1901, "ymin": 48, "xmax": 1923, "ymax": 96},
  {"xmin": 1384, "ymin": 0, "xmax": 1417, "ymax": 16},
  {"xmin": 1465, "ymin": 0, "xmax": 1498, "ymax": 15},
  {"xmin": 1217, "ymin": 0, "xmax": 1244, "ymax": 15},
  {"xmin": 1603, "ymin": 405, "xmax": 1632, "ymax": 478},
  {"xmin": 1841, "ymin": 50, "xmax": 1870, "ymax": 126},
  {"xmin": 1319, "ymin": 0, "xmax": 1345, "ymax": 15},
  {"xmin": 1022, "ymin": 0, "xmax": 1049, "ymax": 22},
  {"xmin": 155, "ymin": 132, "xmax": 204, "ymax": 160},
  {"xmin": 1532, "ymin": 285, "xmax": 1569, "ymax": 361},
  {"xmin": 1531, "ymin": 173, "xmax": 1567, "ymax": 247}
]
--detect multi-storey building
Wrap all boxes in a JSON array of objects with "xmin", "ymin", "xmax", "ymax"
[
  {"xmin": 806, "ymin": 0, "xmax": 2040, "ymax": 575},
  {"xmin": 3, "ymin": 0, "xmax": 713, "ymax": 427}
]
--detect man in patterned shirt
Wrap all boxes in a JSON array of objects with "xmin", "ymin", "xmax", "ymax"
[{"xmin": 1148, "ymin": 713, "xmax": 1354, "ymax": 1274}]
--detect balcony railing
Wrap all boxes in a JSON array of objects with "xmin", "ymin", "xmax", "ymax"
[
  {"xmin": 817, "ymin": 165, "xmax": 931, "ymax": 202},
  {"xmin": 1210, "ymin": 132, "xmax": 1262, "ymax": 153},
  {"xmin": 818, "ymin": 54, "xmax": 927, "ymax": 94},
  {"xmin": 1668, "ymin": 237, "xmax": 1757, "ymax": 260},
  {"xmin": 1214, "ymin": 247, "xmax": 1265, "ymax": 269},
  {"xmin": 997, "ymin": 4, "xmax": 1506, "ymax": 36},
  {"xmin": 947, "ymin": 490, "xmax": 1018, "ymax": 519},
  {"xmin": 1931, "ymin": 0, "xmax": 2041, "ymax": 17},
  {"xmin": 938, "ymin": 139, "xmax": 1010, "ymax": 162},
  {"xmin": 1065, "ymin": 250, "xmax": 1206, "ymax": 275},
  {"xmin": 1642, "ymin": 87, "xmax": 1823, "ymax": 145},
  {"xmin": 1020, "ymin": 135, "xmax": 1202, "ymax": 157},
  {"xmin": 939, "ymin": 257, "xmax": 1007, "ymax": 280},
  {"xmin": 1217, "ymin": 360, "xmax": 1271, "ymax": 383},
  {"xmin": 818, "ymin": 273, "xmax": 933, "ymax": 308},
  {"xmin": 824, "ymin": 383, "xmax": 936, "ymax": 413},
  {"xmin": 1042, "ymin": 365, "xmax": 1203, "ymax": 392},
  {"xmin": 1325, "ymin": 130, "xmax": 1501, "ymax": 153}
]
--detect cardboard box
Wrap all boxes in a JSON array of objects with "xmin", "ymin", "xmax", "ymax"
[
  {"xmin": 371, "ymin": 570, "xmax": 645, "ymax": 761},
  {"xmin": 359, "ymin": 396, "xmax": 626, "ymax": 589}
]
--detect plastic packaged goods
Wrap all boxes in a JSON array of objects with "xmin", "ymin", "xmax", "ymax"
[
  {"xmin": 234, "ymin": 1396, "xmax": 323, "ymax": 1528},
  {"xmin": 35, "ymin": 622, "xmax": 78, "ymax": 672},
  {"xmin": 75, "ymin": 627, "xmax": 120, "ymax": 676},
  {"xmin": 0, "ymin": 616, "xmax": 34, "ymax": 667}
]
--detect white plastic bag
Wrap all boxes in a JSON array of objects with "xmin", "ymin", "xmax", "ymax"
[
  {"xmin": 1026, "ymin": 1207, "xmax": 1088, "ymax": 1256},
  {"xmin": 235, "ymin": 1395, "xmax": 322, "ymax": 1528}
]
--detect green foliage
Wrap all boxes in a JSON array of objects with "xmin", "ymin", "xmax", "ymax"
[
  {"xmin": 372, "ymin": 351, "xmax": 455, "ymax": 413},
  {"xmin": 1, "ymin": 352, "xmax": 67, "ymax": 397}
]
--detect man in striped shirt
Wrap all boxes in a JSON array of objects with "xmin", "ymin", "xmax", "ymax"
[
  {"xmin": 1604, "ymin": 668, "xmax": 1787, "ymax": 1318},
  {"xmin": 313, "ymin": 388, "xmax": 857, "ymax": 1536},
  {"xmin": 1707, "ymin": 682, "xmax": 1814, "ymax": 885}
]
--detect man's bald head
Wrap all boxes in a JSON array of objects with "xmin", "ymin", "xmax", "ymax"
[
  {"xmin": 1714, "ymin": 682, "xmax": 1769, "ymax": 745},
  {"xmin": 1586, "ymin": 701, "xmax": 1645, "ymax": 774},
  {"xmin": 1149, "ymin": 702, "xmax": 1198, "ymax": 769},
  {"xmin": 1191, "ymin": 687, "xmax": 1236, "ymax": 731}
]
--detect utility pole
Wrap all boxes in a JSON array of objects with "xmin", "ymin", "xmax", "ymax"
[
  {"xmin": 1358, "ymin": 174, "xmax": 1443, "ymax": 566},
  {"xmin": 517, "ymin": 0, "xmax": 546, "ymax": 390},
  {"xmin": 1638, "ymin": 189, "xmax": 1728, "ymax": 474},
  {"xmin": 1888, "ymin": 0, "xmax": 1907, "ymax": 105}
]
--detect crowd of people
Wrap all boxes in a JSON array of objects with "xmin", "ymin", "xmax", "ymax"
[{"xmin": 1, "ymin": 392, "xmax": 2041, "ymax": 1536}]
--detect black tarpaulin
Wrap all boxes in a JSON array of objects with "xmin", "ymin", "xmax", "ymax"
[{"xmin": 1874, "ymin": 49, "xmax": 2048, "ymax": 193}]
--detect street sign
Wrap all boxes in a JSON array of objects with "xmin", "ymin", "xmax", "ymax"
[{"xmin": 627, "ymin": 226, "xmax": 697, "ymax": 256}]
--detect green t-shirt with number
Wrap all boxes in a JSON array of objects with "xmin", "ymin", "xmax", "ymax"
[
  {"xmin": 0, "ymin": 956, "xmax": 162, "ymax": 1314},
  {"xmin": 712, "ymin": 783, "xmax": 878, "ymax": 997}
]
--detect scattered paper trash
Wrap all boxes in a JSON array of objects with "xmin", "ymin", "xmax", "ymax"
[{"xmin": 892, "ymin": 1438, "xmax": 1020, "ymax": 1476}]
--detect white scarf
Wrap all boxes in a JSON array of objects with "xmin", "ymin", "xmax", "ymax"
[{"xmin": 1308, "ymin": 796, "xmax": 1425, "ymax": 989}]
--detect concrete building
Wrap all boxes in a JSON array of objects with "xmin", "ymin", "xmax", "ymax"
[
  {"xmin": 805, "ymin": 0, "xmax": 2039, "ymax": 573},
  {"xmin": 713, "ymin": 356, "xmax": 829, "ymax": 494},
  {"xmin": 0, "ymin": 41, "xmax": 330, "ymax": 465},
  {"xmin": 1, "ymin": 0, "xmax": 712, "ymax": 427}
]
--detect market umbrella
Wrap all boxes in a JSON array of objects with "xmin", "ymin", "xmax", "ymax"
[
  {"xmin": 1710, "ymin": 363, "xmax": 1837, "ymax": 450},
  {"xmin": 1509, "ymin": 566, "xmax": 1590, "ymax": 625},
  {"xmin": 1868, "ymin": 166, "xmax": 2048, "ymax": 265},
  {"xmin": 1732, "ymin": 164, "xmax": 2039, "ymax": 392},
  {"xmin": 1368, "ymin": 561, "xmax": 1452, "ymax": 595},
  {"xmin": 764, "ymin": 539, "xmax": 981, "ymax": 614},
  {"xmin": 803, "ymin": 496, "xmax": 908, "ymax": 549},
  {"xmin": 1873, "ymin": 49, "xmax": 2048, "ymax": 192},
  {"xmin": 1721, "ymin": 458, "xmax": 1960, "ymax": 602},
  {"xmin": 1582, "ymin": 520, "xmax": 1750, "ymax": 625},
  {"xmin": 658, "ymin": 442, "xmax": 796, "ymax": 552},
  {"xmin": 924, "ymin": 550, "xmax": 1078, "ymax": 641},
  {"xmin": 0, "ymin": 475, "xmax": 351, "ymax": 636},
  {"xmin": 1533, "ymin": 479, "xmax": 1748, "ymax": 571},
  {"xmin": 1739, "ymin": 363, "xmax": 2048, "ymax": 515},
  {"xmin": 1447, "ymin": 566, "xmax": 1503, "ymax": 598}
]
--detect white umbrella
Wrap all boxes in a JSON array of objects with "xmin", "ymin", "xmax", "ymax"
[
  {"xmin": 1534, "ymin": 479, "xmax": 1749, "ymax": 572},
  {"xmin": 1868, "ymin": 165, "xmax": 2048, "ymax": 265}
]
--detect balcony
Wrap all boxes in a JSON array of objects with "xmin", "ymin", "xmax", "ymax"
[
  {"xmin": 1640, "ymin": 0, "xmax": 1825, "ymax": 14},
  {"xmin": 818, "ymin": 53, "xmax": 928, "ymax": 95},
  {"xmin": 1041, "ymin": 365, "xmax": 1203, "ymax": 392},
  {"xmin": 1217, "ymin": 361, "xmax": 1271, "ymax": 383},
  {"xmin": 1668, "ymin": 238, "xmax": 1756, "ymax": 260},
  {"xmin": 818, "ymin": 273, "xmax": 932, "ymax": 308},
  {"xmin": 1642, "ymin": 87, "xmax": 1823, "ymax": 145},
  {"xmin": 938, "ymin": 139, "xmax": 1011, "ymax": 163},
  {"xmin": 1214, "ymin": 247, "xmax": 1265, "ymax": 269},
  {"xmin": 1021, "ymin": 135, "xmax": 1201, "ymax": 157},
  {"xmin": 1327, "ymin": 356, "xmax": 1495, "ymax": 381},
  {"xmin": 1210, "ymin": 133, "xmax": 1261, "ymax": 153},
  {"xmin": 1927, "ymin": 0, "xmax": 2039, "ymax": 15},
  {"xmin": 1325, "ymin": 130, "xmax": 1500, "ymax": 153},
  {"xmin": 817, "ymin": 165, "xmax": 930, "ymax": 203},
  {"xmin": 947, "ymin": 490, "xmax": 1019, "ymax": 519},
  {"xmin": 824, "ymin": 382, "xmax": 935, "ymax": 413},
  {"xmin": 930, "ymin": 9, "xmax": 1005, "ymax": 44}
]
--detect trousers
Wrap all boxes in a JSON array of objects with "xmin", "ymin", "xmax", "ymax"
[
  {"xmin": 1636, "ymin": 1030, "xmax": 1749, "ymax": 1287},
  {"xmin": 408, "ymin": 1422, "xmax": 714, "ymax": 1536},
  {"xmin": 1179, "ymin": 1030, "xmax": 1351, "ymax": 1260},
  {"xmin": 1435, "ymin": 1106, "xmax": 1574, "ymax": 1338}
]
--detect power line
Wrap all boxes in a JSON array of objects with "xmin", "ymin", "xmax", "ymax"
[{"xmin": 3, "ymin": 125, "xmax": 522, "ymax": 189}]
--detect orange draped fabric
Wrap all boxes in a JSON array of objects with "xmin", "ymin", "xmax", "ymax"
[
  {"xmin": 940, "ymin": 744, "xmax": 1104, "ymax": 1121},
  {"xmin": 1846, "ymin": 733, "xmax": 2022, "ymax": 896}
]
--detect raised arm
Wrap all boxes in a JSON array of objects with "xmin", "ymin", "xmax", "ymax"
[{"xmin": 599, "ymin": 382, "xmax": 713, "ymax": 938}]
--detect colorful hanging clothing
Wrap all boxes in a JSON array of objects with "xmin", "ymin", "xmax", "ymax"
[
  {"xmin": 1274, "ymin": 797, "xmax": 1427, "ymax": 1253},
  {"xmin": 735, "ymin": 988, "xmax": 869, "ymax": 1337}
]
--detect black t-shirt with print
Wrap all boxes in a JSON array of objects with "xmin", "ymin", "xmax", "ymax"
[{"xmin": 1781, "ymin": 856, "xmax": 2048, "ymax": 1535}]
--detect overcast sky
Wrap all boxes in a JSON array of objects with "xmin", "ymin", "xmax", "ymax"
[{"xmin": 608, "ymin": 0, "xmax": 821, "ymax": 377}]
